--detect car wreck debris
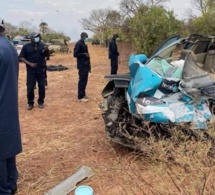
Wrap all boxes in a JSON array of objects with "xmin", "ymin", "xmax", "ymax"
[
  {"xmin": 100, "ymin": 34, "xmax": 215, "ymax": 149},
  {"xmin": 44, "ymin": 166, "xmax": 94, "ymax": 195}
]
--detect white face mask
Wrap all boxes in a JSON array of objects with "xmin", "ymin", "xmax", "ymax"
[{"xmin": 34, "ymin": 37, "xmax": 40, "ymax": 43}]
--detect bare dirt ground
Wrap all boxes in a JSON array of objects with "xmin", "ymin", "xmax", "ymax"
[{"xmin": 17, "ymin": 43, "xmax": 215, "ymax": 195}]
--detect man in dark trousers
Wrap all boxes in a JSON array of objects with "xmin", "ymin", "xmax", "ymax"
[
  {"xmin": 20, "ymin": 32, "xmax": 50, "ymax": 110},
  {"xmin": 0, "ymin": 20, "xmax": 22, "ymax": 195},
  {"xmin": 34, "ymin": 43, "xmax": 50, "ymax": 89},
  {"xmin": 108, "ymin": 34, "xmax": 120, "ymax": 74},
  {"xmin": 44, "ymin": 46, "xmax": 50, "ymax": 87},
  {"xmin": 73, "ymin": 32, "xmax": 91, "ymax": 102}
]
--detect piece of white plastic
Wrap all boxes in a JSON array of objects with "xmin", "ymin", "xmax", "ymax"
[{"xmin": 44, "ymin": 166, "xmax": 94, "ymax": 195}]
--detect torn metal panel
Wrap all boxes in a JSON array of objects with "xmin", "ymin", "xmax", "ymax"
[
  {"xmin": 203, "ymin": 50, "xmax": 215, "ymax": 73},
  {"xmin": 181, "ymin": 52, "xmax": 214, "ymax": 88}
]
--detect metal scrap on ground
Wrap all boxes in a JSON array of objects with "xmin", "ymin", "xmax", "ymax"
[{"xmin": 44, "ymin": 166, "xmax": 94, "ymax": 195}]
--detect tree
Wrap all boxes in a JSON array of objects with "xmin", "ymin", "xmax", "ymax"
[
  {"xmin": 19, "ymin": 21, "xmax": 32, "ymax": 30},
  {"xmin": 129, "ymin": 5, "xmax": 183, "ymax": 55},
  {"xmin": 39, "ymin": 22, "xmax": 48, "ymax": 34},
  {"xmin": 18, "ymin": 21, "xmax": 38, "ymax": 35},
  {"xmin": 146, "ymin": 0, "xmax": 169, "ymax": 6},
  {"xmin": 81, "ymin": 8, "xmax": 123, "ymax": 44},
  {"xmin": 0, "ymin": 20, "xmax": 70, "ymax": 41},
  {"xmin": 191, "ymin": 0, "xmax": 215, "ymax": 16},
  {"xmin": 120, "ymin": 0, "xmax": 143, "ymax": 18},
  {"xmin": 17, "ymin": 28, "xmax": 29, "ymax": 36},
  {"xmin": 119, "ymin": 0, "xmax": 169, "ymax": 18},
  {"xmin": 186, "ymin": 0, "xmax": 215, "ymax": 34},
  {"xmin": 41, "ymin": 32, "xmax": 70, "ymax": 42},
  {"xmin": 4, "ymin": 22, "xmax": 17, "ymax": 36},
  {"xmin": 188, "ymin": 12, "xmax": 215, "ymax": 34}
]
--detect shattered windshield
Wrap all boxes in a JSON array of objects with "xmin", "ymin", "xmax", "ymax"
[{"xmin": 146, "ymin": 57, "xmax": 183, "ymax": 79}]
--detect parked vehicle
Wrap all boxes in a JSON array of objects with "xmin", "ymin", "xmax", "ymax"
[
  {"xmin": 12, "ymin": 35, "xmax": 30, "ymax": 46},
  {"xmin": 15, "ymin": 38, "xmax": 31, "ymax": 56},
  {"xmin": 100, "ymin": 34, "xmax": 215, "ymax": 149},
  {"xmin": 91, "ymin": 39, "xmax": 100, "ymax": 45},
  {"xmin": 48, "ymin": 39, "xmax": 69, "ymax": 54}
]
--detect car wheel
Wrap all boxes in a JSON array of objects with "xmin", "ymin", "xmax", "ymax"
[{"xmin": 101, "ymin": 88, "xmax": 145, "ymax": 149}]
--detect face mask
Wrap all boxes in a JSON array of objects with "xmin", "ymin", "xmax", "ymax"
[
  {"xmin": 34, "ymin": 37, "xmax": 40, "ymax": 43},
  {"xmin": 116, "ymin": 37, "xmax": 120, "ymax": 41},
  {"xmin": 84, "ymin": 37, "xmax": 88, "ymax": 42}
]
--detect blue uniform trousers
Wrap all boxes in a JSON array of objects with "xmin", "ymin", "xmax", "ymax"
[
  {"xmin": 0, "ymin": 156, "xmax": 18, "ymax": 195},
  {"xmin": 27, "ymin": 68, "xmax": 46, "ymax": 105},
  {"xmin": 110, "ymin": 57, "xmax": 118, "ymax": 74},
  {"xmin": 78, "ymin": 67, "xmax": 89, "ymax": 99}
]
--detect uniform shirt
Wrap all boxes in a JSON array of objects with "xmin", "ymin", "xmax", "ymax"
[
  {"xmin": 19, "ymin": 41, "xmax": 47, "ymax": 69},
  {"xmin": 73, "ymin": 39, "xmax": 90, "ymax": 70},
  {"xmin": 0, "ymin": 36, "xmax": 22, "ymax": 160},
  {"xmin": 108, "ymin": 38, "xmax": 119, "ymax": 59}
]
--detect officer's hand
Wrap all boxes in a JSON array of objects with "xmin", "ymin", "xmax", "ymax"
[
  {"xmin": 84, "ymin": 53, "xmax": 89, "ymax": 58},
  {"xmin": 29, "ymin": 63, "xmax": 37, "ymax": 68},
  {"xmin": 44, "ymin": 45, "xmax": 49, "ymax": 51}
]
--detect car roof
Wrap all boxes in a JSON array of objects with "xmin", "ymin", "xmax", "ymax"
[
  {"xmin": 17, "ymin": 39, "xmax": 31, "ymax": 45},
  {"xmin": 149, "ymin": 37, "xmax": 187, "ymax": 60},
  {"xmin": 147, "ymin": 33, "xmax": 215, "ymax": 63},
  {"xmin": 18, "ymin": 39, "xmax": 30, "ymax": 42}
]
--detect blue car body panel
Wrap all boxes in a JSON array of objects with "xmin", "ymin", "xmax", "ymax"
[{"xmin": 127, "ymin": 53, "xmax": 214, "ymax": 128}]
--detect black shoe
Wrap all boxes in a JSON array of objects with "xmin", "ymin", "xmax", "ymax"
[
  {"xmin": 38, "ymin": 104, "xmax": 44, "ymax": 109},
  {"xmin": 27, "ymin": 104, "xmax": 34, "ymax": 110},
  {"xmin": 11, "ymin": 189, "xmax": 17, "ymax": 195}
]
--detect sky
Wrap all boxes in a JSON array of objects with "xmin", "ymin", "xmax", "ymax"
[{"xmin": 0, "ymin": 0, "xmax": 191, "ymax": 41}]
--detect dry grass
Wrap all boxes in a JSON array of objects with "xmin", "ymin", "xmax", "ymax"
[{"xmin": 16, "ymin": 43, "xmax": 215, "ymax": 195}]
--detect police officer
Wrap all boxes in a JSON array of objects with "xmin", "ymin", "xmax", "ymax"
[
  {"xmin": 73, "ymin": 32, "xmax": 91, "ymax": 102},
  {"xmin": 0, "ymin": 19, "xmax": 22, "ymax": 195},
  {"xmin": 34, "ymin": 42, "xmax": 50, "ymax": 89},
  {"xmin": 20, "ymin": 32, "xmax": 50, "ymax": 110},
  {"xmin": 108, "ymin": 34, "xmax": 120, "ymax": 74}
]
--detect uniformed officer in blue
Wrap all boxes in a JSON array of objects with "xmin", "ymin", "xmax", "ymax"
[
  {"xmin": 0, "ymin": 20, "xmax": 22, "ymax": 195},
  {"xmin": 108, "ymin": 34, "xmax": 120, "ymax": 74},
  {"xmin": 73, "ymin": 32, "xmax": 91, "ymax": 102},
  {"xmin": 20, "ymin": 32, "xmax": 50, "ymax": 110}
]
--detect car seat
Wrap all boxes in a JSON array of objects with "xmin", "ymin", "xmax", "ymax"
[
  {"xmin": 181, "ymin": 52, "xmax": 214, "ymax": 88},
  {"xmin": 180, "ymin": 49, "xmax": 204, "ymax": 68}
]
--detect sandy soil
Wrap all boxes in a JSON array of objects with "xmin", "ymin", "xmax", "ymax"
[
  {"xmin": 16, "ymin": 43, "xmax": 215, "ymax": 195},
  {"xmin": 17, "ymin": 43, "xmax": 140, "ymax": 195}
]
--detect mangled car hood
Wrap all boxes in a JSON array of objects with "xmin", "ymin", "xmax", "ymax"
[{"xmin": 127, "ymin": 52, "xmax": 215, "ymax": 129}]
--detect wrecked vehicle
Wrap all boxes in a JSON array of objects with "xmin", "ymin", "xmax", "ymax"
[{"xmin": 100, "ymin": 34, "xmax": 215, "ymax": 149}]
